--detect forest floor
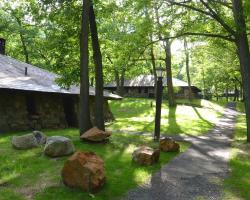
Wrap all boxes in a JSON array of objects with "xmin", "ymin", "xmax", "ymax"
[
  {"xmin": 122, "ymin": 103, "xmax": 238, "ymax": 200},
  {"xmin": 0, "ymin": 98, "xmax": 226, "ymax": 200}
]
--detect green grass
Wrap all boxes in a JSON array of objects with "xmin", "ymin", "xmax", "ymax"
[
  {"xmin": 236, "ymin": 102, "xmax": 246, "ymax": 113},
  {"xmin": 107, "ymin": 98, "xmax": 225, "ymax": 136},
  {"xmin": 0, "ymin": 97, "xmax": 225, "ymax": 200},
  {"xmin": 223, "ymin": 107, "xmax": 250, "ymax": 199},
  {"xmin": 0, "ymin": 129, "xmax": 190, "ymax": 200}
]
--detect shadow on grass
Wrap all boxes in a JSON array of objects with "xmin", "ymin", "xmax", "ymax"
[
  {"xmin": 192, "ymin": 107, "xmax": 213, "ymax": 126},
  {"xmin": 0, "ymin": 129, "xmax": 186, "ymax": 200},
  {"xmin": 176, "ymin": 99, "xmax": 202, "ymax": 108},
  {"xmin": 166, "ymin": 106, "xmax": 182, "ymax": 134}
]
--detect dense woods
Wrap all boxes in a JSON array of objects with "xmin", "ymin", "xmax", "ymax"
[{"xmin": 0, "ymin": 0, "xmax": 249, "ymax": 139}]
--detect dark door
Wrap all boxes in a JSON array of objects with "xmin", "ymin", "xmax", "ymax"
[{"xmin": 63, "ymin": 96, "xmax": 77, "ymax": 127}]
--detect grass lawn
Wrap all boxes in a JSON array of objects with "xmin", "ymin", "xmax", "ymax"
[
  {"xmin": 108, "ymin": 98, "xmax": 225, "ymax": 136},
  {"xmin": 0, "ymin": 129, "xmax": 189, "ymax": 200},
  {"xmin": 0, "ymin": 98, "xmax": 225, "ymax": 200},
  {"xmin": 223, "ymin": 105, "xmax": 250, "ymax": 200}
]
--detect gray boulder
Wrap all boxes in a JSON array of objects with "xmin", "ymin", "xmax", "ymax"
[
  {"xmin": 44, "ymin": 136, "xmax": 75, "ymax": 157},
  {"xmin": 32, "ymin": 130, "xmax": 47, "ymax": 145},
  {"xmin": 12, "ymin": 134, "xmax": 38, "ymax": 150}
]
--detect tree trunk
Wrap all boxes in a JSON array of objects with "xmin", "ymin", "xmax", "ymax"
[
  {"xmin": 117, "ymin": 68, "xmax": 125, "ymax": 96},
  {"xmin": 150, "ymin": 44, "xmax": 157, "ymax": 96},
  {"xmin": 232, "ymin": 0, "xmax": 250, "ymax": 142},
  {"xmin": 164, "ymin": 39, "xmax": 176, "ymax": 107},
  {"xmin": 89, "ymin": 2, "xmax": 105, "ymax": 131},
  {"xmin": 79, "ymin": 0, "xmax": 92, "ymax": 135},
  {"xmin": 184, "ymin": 38, "xmax": 192, "ymax": 99},
  {"xmin": 226, "ymin": 86, "xmax": 229, "ymax": 102},
  {"xmin": 114, "ymin": 69, "xmax": 120, "ymax": 89}
]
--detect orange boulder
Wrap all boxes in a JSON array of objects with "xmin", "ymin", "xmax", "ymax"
[{"xmin": 61, "ymin": 151, "xmax": 105, "ymax": 192}]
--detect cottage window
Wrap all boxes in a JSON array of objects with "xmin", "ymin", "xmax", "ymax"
[
  {"xmin": 144, "ymin": 88, "xmax": 148, "ymax": 93},
  {"xmin": 138, "ymin": 88, "xmax": 142, "ymax": 93}
]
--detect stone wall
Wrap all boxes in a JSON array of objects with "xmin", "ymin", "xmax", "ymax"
[
  {"xmin": 34, "ymin": 93, "xmax": 67, "ymax": 130},
  {"xmin": 0, "ymin": 90, "xmax": 29, "ymax": 132},
  {"xmin": 0, "ymin": 89, "xmax": 115, "ymax": 133}
]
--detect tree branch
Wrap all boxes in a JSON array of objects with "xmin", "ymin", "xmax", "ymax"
[
  {"xmin": 210, "ymin": 0, "xmax": 233, "ymax": 10},
  {"xmin": 200, "ymin": 0, "xmax": 236, "ymax": 36},
  {"xmin": 166, "ymin": 0, "xmax": 211, "ymax": 16},
  {"xmin": 164, "ymin": 32, "xmax": 235, "ymax": 42},
  {"xmin": 166, "ymin": 0, "xmax": 236, "ymax": 37}
]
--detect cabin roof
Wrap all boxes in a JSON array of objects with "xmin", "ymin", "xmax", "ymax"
[
  {"xmin": 0, "ymin": 54, "xmax": 122, "ymax": 99},
  {"xmin": 105, "ymin": 74, "xmax": 201, "ymax": 91}
]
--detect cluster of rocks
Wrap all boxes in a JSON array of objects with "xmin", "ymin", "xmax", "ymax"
[
  {"xmin": 132, "ymin": 137, "xmax": 180, "ymax": 166},
  {"xmin": 11, "ymin": 128, "xmax": 180, "ymax": 193},
  {"xmin": 11, "ymin": 131, "xmax": 75, "ymax": 157},
  {"xmin": 11, "ymin": 127, "xmax": 110, "ymax": 193}
]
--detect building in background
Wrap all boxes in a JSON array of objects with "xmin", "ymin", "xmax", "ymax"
[
  {"xmin": 104, "ymin": 74, "xmax": 201, "ymax": 99},
  {"xmin": 0, "ymin": 52, "xmax": 121, "ymax": 133}
]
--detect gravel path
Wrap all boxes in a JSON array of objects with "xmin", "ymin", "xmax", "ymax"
[{"xmin": 122, "ymin": 103, "xmax": 238, "ymax": 200}]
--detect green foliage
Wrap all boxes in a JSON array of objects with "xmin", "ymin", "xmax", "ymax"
[{"xmin": 0, "ymin": 0, "xmax": 248, "ymax": 95}]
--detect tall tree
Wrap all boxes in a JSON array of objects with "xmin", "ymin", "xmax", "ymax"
[
  {"xmin": 154, "ymin": 1, "xmax": 176, "ymax": 107},
  {"xmin": 184, "ymin": 38, "xmax": 192, "ymax": 99},
  {"xmin": 166, "ymin": 0, "xmax": 250, "ymax": 141},
  {"xmin": 232, "ymin": 0, "xmax": 250, "ymax": 141},
  {"xmin": 89, "ymin": 1, "xmax": 105, "ymax": 131},
  {"xmin": 79, "ymin": 0, "xmax": 92, "ymax": 135}
]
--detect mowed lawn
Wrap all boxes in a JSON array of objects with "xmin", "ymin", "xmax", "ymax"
[
  {"xmin": 224, "ymin": 103, "xmax": 250, "ymax": 200},
  {"xmin": 0, "ymin": 98, "xmax": 225, "ymax": 200},
  {"xmin": 108, "ymin": 98, "xmax": 225, "ymax": 136}
]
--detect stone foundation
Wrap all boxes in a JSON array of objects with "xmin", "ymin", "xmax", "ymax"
[{"xmin": 0, "ymin": 89, "xmax": 115, "ymax": 133}]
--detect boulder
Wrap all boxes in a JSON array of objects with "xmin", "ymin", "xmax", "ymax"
[
  {"xmin": 44, "ymin": 136, "xmax": 75, "ymax": 157},
  {"xmin": 12, "ymin": 134, "xmax": 38, "ymax": 150},
  {"xmin": 80, "ymin": 127, "xmax": 111, "ymax": 142},
  {"xmin": 32, "ymin": 130, "xmax": 47, "ymax": 145},
  {"xmin": 62, "ymin": 151, "xmax": 105, "ymax": 192},
  {"xmin": 160, "ymin": 137, "xmax": 180, "ymax": 152},
  {"xmin": 132, "ymin": 146, "xmax": 160, "ymax": 166}
]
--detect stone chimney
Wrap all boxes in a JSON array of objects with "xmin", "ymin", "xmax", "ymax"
[{"xmin": 0, "ymin": 38, "xmax": 6, "ymax": 55}]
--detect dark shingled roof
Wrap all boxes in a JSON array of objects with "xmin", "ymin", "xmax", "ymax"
[
  {"xmin": 105, "ymin": 74, "xmax": 201, "ymax": 91},
  {"xmin": 0, "ymin": 54, "xmax": 122, "ymax": 99}
]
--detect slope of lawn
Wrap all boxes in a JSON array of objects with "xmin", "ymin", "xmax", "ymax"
[
  {"xmin": 0, "ymin": 129, "xmax": 189, "ymax": 200},
  {"xmin": 108, "ymin": 98, "xmax": 225, "ymax": 136},
  {"xmin": 223, "ymin": 106, "xmax": 250, "ymax": 200},
  {"xmin": 0, "ymin": 98, "xmax": 225, "ymax": 200}
]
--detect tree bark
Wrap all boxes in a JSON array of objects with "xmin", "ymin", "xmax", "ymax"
[
  {"xmin": 184, "ymin": 38, "xmax": 192, "ymax": 99},
  {"xmin": 114, "ymin": 69, "xmax": 120, "ymax": 89},
  {"xmin": 89, "ymin": 2, "xmax": 105, "ymax": 131},
  {"xmin": 117, "ymin": 68, "xmax": 125, "ymax": 96},
  {"xmin": 150, "ymin": 44, "xmax": 157, "ymax": 96},
  {"xmin": 79, "ymin": 0, "xmax": 92, "ymax": 135},
  {"xmin": 164, "ymin": 39, "xmax": 176, "ymax": 107},
  {"xmin": 232, "ymin": 0, "xmax": 250, "ymax": 141}
]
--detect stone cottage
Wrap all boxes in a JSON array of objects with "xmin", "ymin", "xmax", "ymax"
[
  {"xmin": 0, "ymin": 46, "xmax": 121, "ymax": 133},
  {"xmin": 104, "ymin": 74, "xmax": 201, "ymax": 99}
]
